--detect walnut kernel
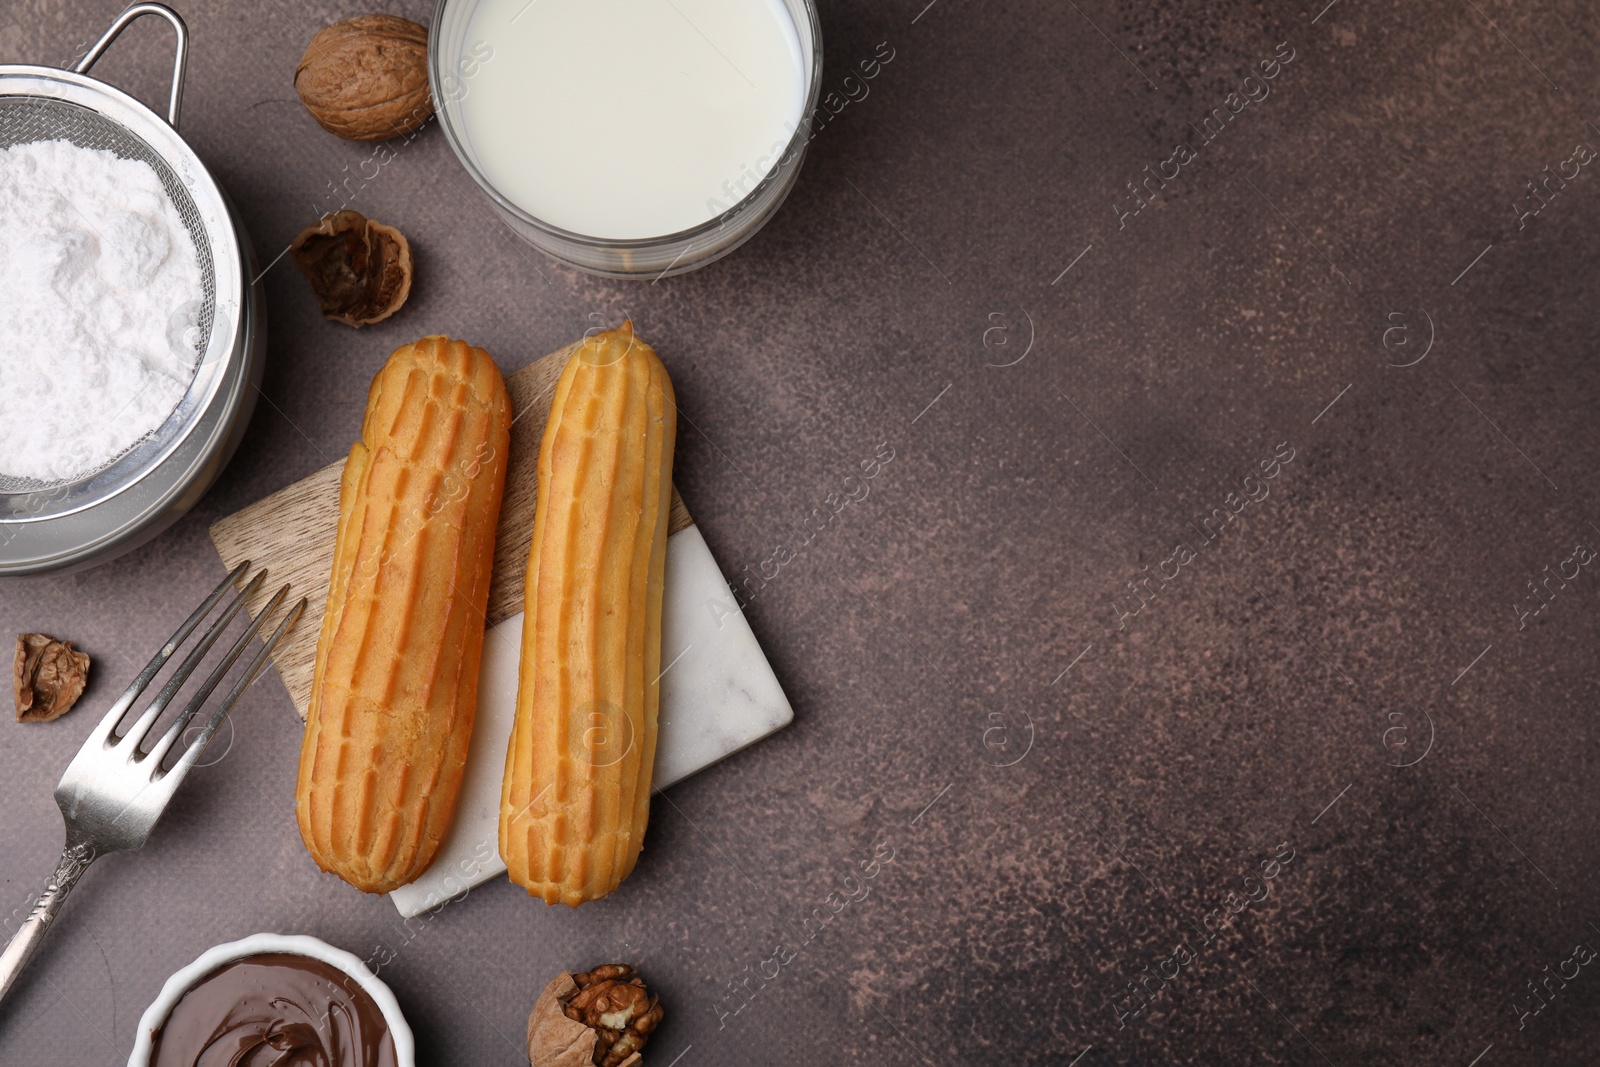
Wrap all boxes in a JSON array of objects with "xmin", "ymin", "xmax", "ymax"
[
  {"xmin": 14, "ymin": 633, "xmax": 89, "ymax": 723},
  {"xmin": 528, "ymin": 966, "xmax": 663, "ymax": 1067}
]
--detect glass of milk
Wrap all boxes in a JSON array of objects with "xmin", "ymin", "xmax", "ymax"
[{"xmin": 430, "ymin": 0, "xmax": 821, "ymax": 278}]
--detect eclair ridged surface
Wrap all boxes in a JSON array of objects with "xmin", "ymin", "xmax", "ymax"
[
  {"xmin": 500, "ymin": 322, "xmax": 676, "ymax": 906},
  {"xmin": 297, "ymin": 336, "xmax": 511, "ymax": 894}
]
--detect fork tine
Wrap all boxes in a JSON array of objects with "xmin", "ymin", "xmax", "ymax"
[
  {"xmin": 159, "ymin": 595, "xmax": 307, "ymax": 789},
  {"xmin": 142, "ymin": 583, "xmax": 290, "ymax": 772},
  {"xmin": 85, "ymin": 561, "xmax": 251, "ymax": 748},
  {"xmin": 119, "ymin": 569, "xmax": 266, "ymax": 752}
]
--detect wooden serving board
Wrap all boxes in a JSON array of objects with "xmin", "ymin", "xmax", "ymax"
[{"xmin": 209, "ymin": 339, "xmax": 693, "ymax": 719}]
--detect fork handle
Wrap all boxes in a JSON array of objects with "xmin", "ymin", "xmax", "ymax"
[{"xmin": 0, "ymin": 840, "xmax": 97, "ymax": 1005}]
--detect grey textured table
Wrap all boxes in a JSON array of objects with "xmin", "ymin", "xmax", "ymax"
[{"xmin": 4, "ymin": 0, "xmax": 1600, "ymax": 1063}]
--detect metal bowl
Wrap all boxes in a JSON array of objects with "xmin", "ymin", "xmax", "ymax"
[{"xmin": 0, "ymin": 4, "xmax": 263, "ymax": 575}]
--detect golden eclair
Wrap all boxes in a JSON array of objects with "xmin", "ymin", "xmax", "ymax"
[
  {"xmin": 297, "ymin": 336, "xmax": 511, "ymax": 893},
  {"xmin": 501, "ymin": 322, "xmax": 676, "ymax": 906}
]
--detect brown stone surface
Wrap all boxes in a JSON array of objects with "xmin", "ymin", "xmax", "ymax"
[{"xmin": 3, "ymin": 0, "xmax": 1599, "ymax": 1063}]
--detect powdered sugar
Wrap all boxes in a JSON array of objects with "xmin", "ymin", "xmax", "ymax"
[{"xmin": 0, "ymin": 139, "xmax": 205, "ymax": 483}]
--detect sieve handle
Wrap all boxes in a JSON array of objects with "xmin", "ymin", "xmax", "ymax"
[{"xmin": 73, "ymin": 3, "xmax": 189, "ymax": 130}]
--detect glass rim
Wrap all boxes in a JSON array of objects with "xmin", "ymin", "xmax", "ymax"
[{"xmin": 427, "ymin": 0, "xmax": 825, "ymax": 250}]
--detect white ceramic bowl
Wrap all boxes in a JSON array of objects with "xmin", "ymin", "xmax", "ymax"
[{"xmin": 126, "ymin": 933, "xmax": 415, "ymax": 1067}]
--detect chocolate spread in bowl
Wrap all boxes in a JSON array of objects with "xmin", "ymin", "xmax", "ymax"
[{"xmin": 148, "ymin": 952, "xmax": 397, "ymax": 1067}]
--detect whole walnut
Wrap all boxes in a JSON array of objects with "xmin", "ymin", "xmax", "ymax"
[{"xmin": 295, "ymin": 14, "xmax": 433, "ymax": 141}]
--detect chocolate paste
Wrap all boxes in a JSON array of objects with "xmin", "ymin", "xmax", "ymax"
[{"xmin": 148, "ymin": 952, "xmax": 397, "ymax": 1067}]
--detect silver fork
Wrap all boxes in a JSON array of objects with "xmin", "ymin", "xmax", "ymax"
[{"xmin": 0, "ymin": 562, "xmax": 305, "ymax": 1004}]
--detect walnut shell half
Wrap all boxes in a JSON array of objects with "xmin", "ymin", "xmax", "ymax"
[
  {"xmin": 295, "ymin": 14, "xmax": 432, "ymax": 141},
  {"xmin": 14, "ymin": 634, "xmax": 89, "ymax": 723},
  {"xmin": 289, "ymin": 210, "xmax": 413, "ymax": 328}
]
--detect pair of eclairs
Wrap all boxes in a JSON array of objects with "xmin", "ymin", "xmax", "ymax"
[{"xmin": 293, "ymin": 324, "xmax": 674, "ymax": 907}]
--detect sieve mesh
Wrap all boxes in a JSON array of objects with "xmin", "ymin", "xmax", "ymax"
[{"xmin": 0, "ymin": 95, "xmax": 217, "ymax": 494}]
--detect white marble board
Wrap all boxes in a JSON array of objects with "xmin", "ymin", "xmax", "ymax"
[{"xmin": 389, "ymin": 525, "xmax": 792, "ymax": 917}]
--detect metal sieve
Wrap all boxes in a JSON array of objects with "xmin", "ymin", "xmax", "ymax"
[{"xmin": 0, "ymin": 3, "xmax": 263, "ymax": 573}]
